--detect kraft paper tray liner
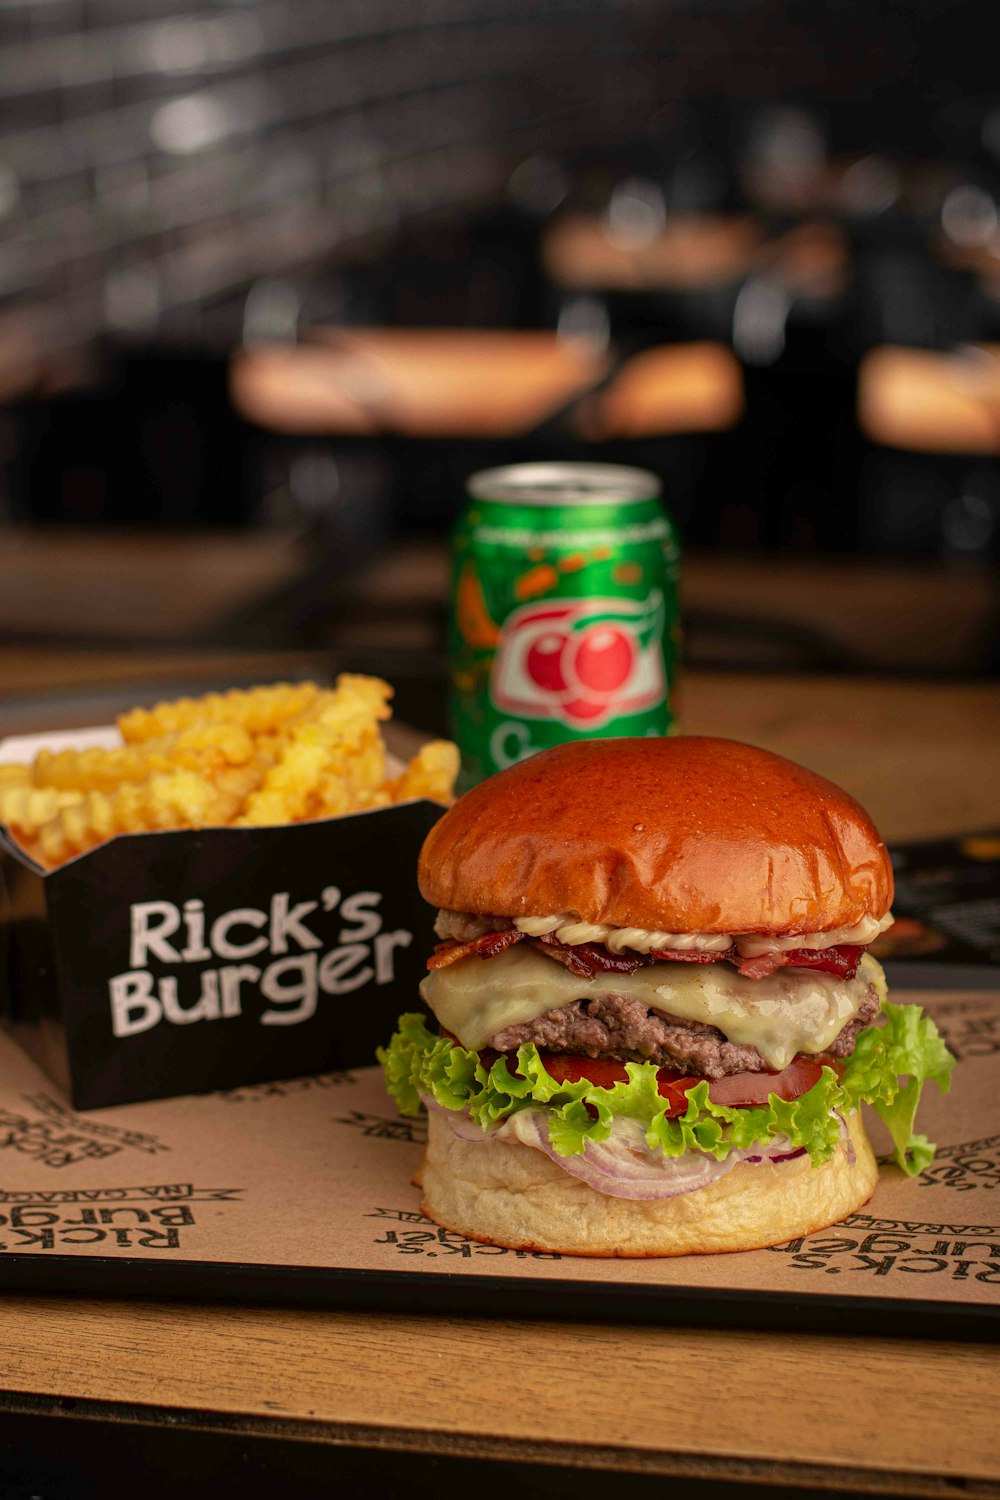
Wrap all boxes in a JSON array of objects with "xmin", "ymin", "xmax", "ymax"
[{"xmin": 0, "ymin": 988, "xmax": 996, "ymax": 1337}]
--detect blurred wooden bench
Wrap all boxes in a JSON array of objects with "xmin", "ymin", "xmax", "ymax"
[
  {"xmin": 230, "ymin": 327, "xmax": 744, "ymax": 440},
  {"xmin": 859, "ymin": 345, "xmax": 1000, "ymax": 455}
]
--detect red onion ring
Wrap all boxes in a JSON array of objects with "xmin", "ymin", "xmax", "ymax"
[
  {"xmin": 836, "ymin": 1111, "xmax": 856, "ymax": 1166},
  {"xmin": 742, "ymin": 1147, "xmax": 807, "ymax": 1163},
  {"xmin": 424, "ymin": 1096, "xmax": 817, "ymax": 1201},
  {"xmin": 506, "ymin": 1111, "xmax": 739, "ymax": 1200},
  {"xmin": 420, "ymin": 1095, "xmax": 495, "ymax": 1143}
]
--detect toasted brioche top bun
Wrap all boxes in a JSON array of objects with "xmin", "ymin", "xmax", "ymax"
[{"xmin": 419, "ymin": 737, "xmax": 892, "ymax": 937}]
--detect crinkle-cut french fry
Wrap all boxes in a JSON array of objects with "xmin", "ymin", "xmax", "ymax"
[
  {"xmin": 313, "ymin": 674, "xmax": 393, "ymax": 732},
  {"xmin": 238, "ymin": 677, "xmax": 392, "ymax": 827},
  {"xmin": 388, "ymin": 741, "xmax": 460, "ymax": 805},
  {"xmin": 318, "ymin": 727, "xmax": 386, "ymax": 793},
  {"xmin": 308, "ymin": 736, "xmax": 388, "ymax": 820},
  {"xmin": 118, "ymin": 681, "xmax": 321, "ymax": 743},
  {"xmin": 34, "ymin": 744, "xmax": 148, "ymax": 793},
  {"xmin": 0, "ymin": 784, "xmax": 84, "ymax": 833},
  {"xmin": 348, "ymin": 786, "xmax": 393, "ymax": 812},
  {"xmin": 34, "ymin": 723, "xmax": 256, "ymax": 794},
  {"xmin": 210, "ymin": 757, "xmax": 275, "ymax": 822},
  {"xmin": 310, "ymin": 777, "xmax": 353, "ymax": 820},
  {"xmin": 36, "ymin": 770, "xmax": 226, "ymax": 866},
  {"xmin": 169, "ymin": 722, "xmax": 256, "ymax": 770},
  {"xmin": 15, "ymin": 673, "xmax": 458, "ymax": 864},
  {"xmin": 0, "ymin": 763, "xmax": 32, "ymax": 788},
  {"xmin": 235, "ymin": 723, "xmax": 334, "ymax": 826}
]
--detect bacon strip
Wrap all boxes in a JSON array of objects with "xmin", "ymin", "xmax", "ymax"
[
  {"xmin": 785, "ymin": 944, "xmax": 863, "ymax": 979},
  {"xmin": 536, "ymin": 937, "xmax": 864, "ymax": 981},
  {"xmin": 737, "ymin": 944, "xmax": 863, "ymax": 980},
  {"xmin": 650, "ymin": 946, "xmax": 739, "ymax": 966},
  {"xmin": 429, "ymin": 927, "xmax": 864, "ymax": 981},
  {"xmin": 426, "ymin": 929, "xmax": 525, "ymax": 970},
  {"xmin": 736, "ymin": 951, "xmax": 786, "ymax": 980},
  {"xmin": 535, "ymin": 934, "xmax": 654, "ymax": 979}
]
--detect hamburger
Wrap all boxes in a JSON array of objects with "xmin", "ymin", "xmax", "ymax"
[{"xmin": 379, "ymin": 737, "xmax": 954, "ymax": 1256}]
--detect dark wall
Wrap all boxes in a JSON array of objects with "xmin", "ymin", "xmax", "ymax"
[{"xmin": 0, "ymin": 0, "xmax": 994, "ymax": 353}]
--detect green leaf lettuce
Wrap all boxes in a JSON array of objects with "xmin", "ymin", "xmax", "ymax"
[{"xmin": 377, "ymin": 1002, "xmax": 955, "ymax": 1176}]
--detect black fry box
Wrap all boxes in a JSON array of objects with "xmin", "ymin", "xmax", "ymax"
[{"xmin": 0, "ymin": 727, "xmax": 442, "ymax": 1109}]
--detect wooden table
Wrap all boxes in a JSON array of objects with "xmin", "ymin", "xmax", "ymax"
[
  {"xmin": 0, "ymin": 529, "xmax": 996, "ymax": 677},
  {"xmin": 0, "ymin": 658, "xmax": 998, "ymax": 1499}
]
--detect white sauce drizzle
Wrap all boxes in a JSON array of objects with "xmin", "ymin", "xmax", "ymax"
[{"xmin": 435, "ymin": 908, "xmax": 894, "ymax": 955}]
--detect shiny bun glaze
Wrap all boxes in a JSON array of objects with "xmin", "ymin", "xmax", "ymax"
[{"xmin": 418, "ymin": 737, "xmax": 893, "ymax": 937}]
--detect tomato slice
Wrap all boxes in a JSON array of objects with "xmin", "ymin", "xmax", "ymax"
[
  {"xmin": 658, "ymin": 1075, "xmax": 703, "ymax": 1115},
  {"xmin": 540, "ymin": 1055, "xmax": 630, "ymax": 1089},
  {"xmin": 520, "ymin": 1051, "xmax": 824, "ymax": 1116},
  {"xmin": 540, "ymin": 1054, "xmax": 698, "ymax": 1117},
  {"xmin": 706, "ymin": 1055, "xmax": 823, "ymax": 1107}
]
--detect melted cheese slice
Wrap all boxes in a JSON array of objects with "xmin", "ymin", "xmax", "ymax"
[{"xmin": 420, "ymin": 945, "xmax": 886, "ymax": 1069}]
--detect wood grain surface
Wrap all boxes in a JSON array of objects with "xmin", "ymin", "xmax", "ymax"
[
  {"xmin": 683, "ymin": 672, "xmax": 1000, "ymax": 841},
  {"xmin": 0, "ymin": 1300, "xmax": 997, "ymax": 1493},
  {"xmin": 0, "ymin": 530, "xmax": 308, "ymax": 639},
  {"xmin": 0, "ymin": 656, "xmax": 997, "ymax": 1494},
  {"xmin": 0, "ymin": 531, "xmax": 996, "ymax": 676}
]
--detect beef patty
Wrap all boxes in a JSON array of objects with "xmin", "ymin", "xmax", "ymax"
[{"xmin": 488, "ymin": 984, "xmax": 882, "ymax": 1078}]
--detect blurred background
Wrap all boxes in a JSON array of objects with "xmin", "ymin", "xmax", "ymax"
[{"xmin": 1, "ymin": 0, "xmax": 999, "ymax": 736}]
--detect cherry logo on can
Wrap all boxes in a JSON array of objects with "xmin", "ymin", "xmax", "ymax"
[{"xmin": 490, "ymin": 591, "xmax": 666, "ymax": 728}]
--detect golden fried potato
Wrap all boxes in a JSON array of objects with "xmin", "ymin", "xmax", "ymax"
[
  {"xmin": 237, "ymin": 722, "xmax": 334, "ymax": 826},
  {"xmin": 348, "ymin": 786, "xmax": 393, "ymax": 812},
  {"xmin": 36, "ymin": 770, "xmax": 228, "ymax": 865},
  {"xmin": 33, "ymin": 723, "xmax": 256, "ymax": 795},
  {"xmin": 34, "ymin": 743, "xmax": 153, "ymax": 793},
  {"xmin": 313, "ymin": 674, "xmax": 393, "ymax": 733},
  {"xmin": 389, "ymin": 741, "xmax": 460, "ymax": 805},
  {"xmin": 2, "ymin": 675, "xmax": 459, "ymax": 865},
  {"xmin": 238, "ymin": 676, "xmax": 393, "ymax": 827},
  {"xmin": 0, "ymin": 784, "xmax": 84, "ymax": 834},
  {"xmin": 118, "ymin": 681, "xmax": 321, "ymax": 743}
]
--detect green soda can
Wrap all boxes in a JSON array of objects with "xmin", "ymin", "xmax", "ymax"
[{"xmin": 450, "ymin": 461, "xmax": 680, "ymax": 786}]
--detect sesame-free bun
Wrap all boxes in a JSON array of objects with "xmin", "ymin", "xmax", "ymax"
[
  {"xmin": 419, "ymin": 737, "xmax": 892, "ymax": 937},
  {"xmin": 421, "ymin": 1109, "xmax": 877, "ymax": 1256}
]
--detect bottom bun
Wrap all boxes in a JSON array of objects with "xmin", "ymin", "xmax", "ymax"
[{"xmin": 421, "ymin": 1110, "xmax": 877, "ymax": 1256}]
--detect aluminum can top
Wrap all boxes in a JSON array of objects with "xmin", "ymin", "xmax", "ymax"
[{"xmin": 466, "ymin": 462, "xmax": 662, "ymax": 509}]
